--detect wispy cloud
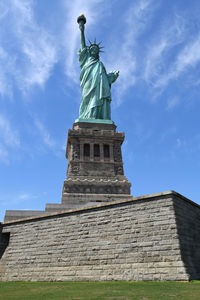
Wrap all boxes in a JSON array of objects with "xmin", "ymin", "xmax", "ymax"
[
  {"xmin": 154, "ymin": 35, "xmax": 200, "ymax": 90},
  {"xmin": 0, "ymin": 113, "xmax": 20, "ymax": 163},
  {"xmin": 142, "ymin": 11, "xmax": 200, "ymax": 100},
  {"xmin": 144, "ymin": 14, "xmax": 185, "ymax": 88},
  {"xmin": 0, "ymin": 0, "xmax": 57, "ymax": 96},
  {"xmin": 13, "ymin": 0, "xmax": 58, "ymax": 92},
  {"xmin": 0, "ymin": 192, "xmax": 38, "ymax": 206},
  {"xmin": 34, "ymin": 118, "xmax": 55, "ymax": 148},
  {"xmin": 0, "ymin": 46, "xmax": 15, "ymax": 98},
  {"xmin": 173, "ymin": 134, "xmax": 200, "ymax": 156},
  {"xmin": 0, "ymin": 114, "xmax": 20, "ymax": 147},
  {"xmin": 105, "ymin": 0, "xmax": 158, "ymax": 105},
  {"xmin": 174, "ymin": 35, "xmax": 200, "ymax": 74},
  {"xmin": 167, "ymin": 96, "xmax": 180, "ymax": 110},
  {"xmin": 0, "ymin": 0, "xmax": 108, "ymax": 95}
]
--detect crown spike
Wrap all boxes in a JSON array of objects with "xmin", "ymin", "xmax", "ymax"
[{"xmin": 88, "ymin": 38, "xmax": 104, "ymax": 53}]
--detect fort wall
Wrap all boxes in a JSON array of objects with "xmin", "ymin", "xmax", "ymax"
[{"xmin": 0, "ymin": 191, "xmax": 200, "ymax": 281}]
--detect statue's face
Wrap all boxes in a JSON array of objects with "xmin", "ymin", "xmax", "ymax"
[{"xmin": 89, "ymin": 45, "xmax": 99, "ymax": 58}]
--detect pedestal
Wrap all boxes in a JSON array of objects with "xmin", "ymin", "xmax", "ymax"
[
  {"xmin": 4, "ymin": 121, "xmax": 133, "ymax": 220},
  {"xmin": 46, "ymin": 121, "xmax": 132, "ymax": 212}
]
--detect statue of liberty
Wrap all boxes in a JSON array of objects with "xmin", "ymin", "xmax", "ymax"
[{"xmin": 76, "ymin": 15, "xmax": 119, "ymax": 123}]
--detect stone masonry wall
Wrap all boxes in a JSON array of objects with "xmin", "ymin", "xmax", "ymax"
[
  {"xmin": 172, "ymin": 194, "xmax": 200, "ymax": 280},
  {"xmin": 0, "ymin": 191, "xmax": 199, "ymax": 281},
  {"xmin": 0, "ymin": 224, "xmax": 9, "ymax": 259}
]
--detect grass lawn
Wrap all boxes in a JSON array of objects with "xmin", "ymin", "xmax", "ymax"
[{"xmin": 0, "ymin": 281, "xmax": 200, "ymax": 300}]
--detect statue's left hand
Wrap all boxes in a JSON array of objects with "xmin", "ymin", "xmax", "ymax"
[
  {"xmin": 107, "ymin": 71, "xmax": 119, "ymax": 85},
  {"xmin": 112, "ymin": 70, "xmax": 119, "ymax": 82},
  {"xmin": 114, "ymin": 71, "xmax": 119, "ymax": 78}
]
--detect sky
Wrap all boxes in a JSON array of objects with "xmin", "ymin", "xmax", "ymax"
[{"xmin": 0, "ymin": 0, "xmax": 200, "ymax": 221}]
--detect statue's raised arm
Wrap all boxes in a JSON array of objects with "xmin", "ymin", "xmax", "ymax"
[
  {"xmin": 77, "ymin": 14, "xmax": 86, "ymax": 50},
  {"xmin": 76, "ymin": 14, "xmax": 119, "ymax": 124}
]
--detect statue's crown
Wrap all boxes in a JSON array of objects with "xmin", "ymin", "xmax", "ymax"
[{"xmin": 88, "ymin": 38, "xmax": 104, "ymax": 53}]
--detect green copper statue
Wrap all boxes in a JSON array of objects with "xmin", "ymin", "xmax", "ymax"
[{"xmin": 76, "ymin": 14, "xmax": 119, "ymax": 123}]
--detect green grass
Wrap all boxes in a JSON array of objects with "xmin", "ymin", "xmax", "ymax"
[{"xmin": 0, "ymin": 281, "xmax": 200, "ymax": 300}]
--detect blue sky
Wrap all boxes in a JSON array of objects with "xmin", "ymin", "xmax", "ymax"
[{"xmin": 0, "ymin": 0, "xmax": 200, "ymax": 221}]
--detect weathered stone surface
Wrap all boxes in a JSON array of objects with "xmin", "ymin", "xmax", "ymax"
[
  {"xmin": 4, "ymin": 210, "xmax": 45, "ymax": 222},
  {"xmin": 0, "ymin": 225, "xmax": 9, "ymax": 259},
  {"xmin": 0, "ymin": 191, "xmax": 200, "ymax": 281}
]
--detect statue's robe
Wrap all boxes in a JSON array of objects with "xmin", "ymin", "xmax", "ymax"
[{"xmin": 78, "ymin": 47, "xmax": 112, "ymax": 120}]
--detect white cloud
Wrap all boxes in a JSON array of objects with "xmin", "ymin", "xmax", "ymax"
[
  {"xmin": 147, "ymin": 25, "xmax": 200, "ymax": 91},
  {"xmin": 167, "ymin": 96, "xmax": 180, "ymax": 110},
  {"xmin": 20, "ymin": 34, "xmax": 57, "ymax": 90},
  {"xmin": 144, "ymin": 14, "xmax": 185, "ymax": 88},
  {"xmin": 0, "ymin": 46, "xmax": 14, "ymax": 97},
  {"xmin": 176, "ymin": 36, "xmax": 200, "ymax": 73},
  {"xmin": 0, "ymin": 0, "xmax": 108, "ymax": 95},
  {"xmin": 34, "ymin": 118, "xmax": 55, "ymax": 148},
  {"xmin": 174, "ymin": 134, "xmax": 200, "ymax": 155},
  {"xmin": 13, "ymin": 0, "xmax": 58, "ymax": 92},
  {"xmin": 0, "ymin": 114, "xmax": 20, "ymax": 164},
  {"xmin": 0, "ymin": 192, "xmax": 38, "ymax": 206},
  {"xmin": 0, "ymin": 0, "xmax": 57, "ymax": 96},
  {"xmin": 105, "ymin": 0, "xmax": 157, "ymax": 105},
  {"xmin": 144, "ymin": 40, "xmax": 169, "ymax": 85},
  {"xmin": 33, "ymin": 118, "xmax": 65, "ymax": 157},
  {"xmin": 0, "ymin": 114, "xmax": 20, "ymax": 147},
  {"xmin": 18, "ymin": 193, "xmax": 37, "ymax": 200}
]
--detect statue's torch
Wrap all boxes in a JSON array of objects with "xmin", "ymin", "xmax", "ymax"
[{"xmin": 77, "ymin": 14, "xmax": 86, "ymax": 26}]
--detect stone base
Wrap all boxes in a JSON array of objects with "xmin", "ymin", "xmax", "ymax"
[
  {"xmin": 4, "ymin": 193, "xmax": 133, "ymax": 221},
  {"xmin": 61, "ymin": 121, "xmax": 132, "ymax": 207},
  {"xmin": 46, "ymin": 194, "xmax": 133, "ymax": 212},
  {"xmin": 1, "ymin": 191, "xmax": 200, "ymax": 281},
  {"xmin": 4, "ymin": 210, "xmax": 45, "ymax": 222}
]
